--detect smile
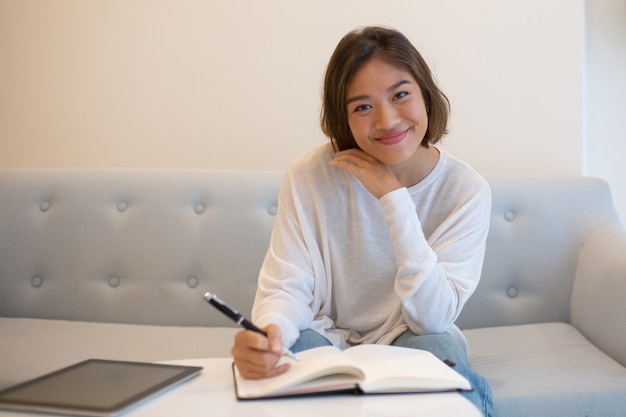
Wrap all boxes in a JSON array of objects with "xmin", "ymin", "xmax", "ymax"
[{"xmin": 375, "ymin": 129, "xmax": 409, "ymax": 145}]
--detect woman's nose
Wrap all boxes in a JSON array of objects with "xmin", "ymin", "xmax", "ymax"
[{"xmin": 374, "ymin": 103, "xmax": 400, "ymax": 130}]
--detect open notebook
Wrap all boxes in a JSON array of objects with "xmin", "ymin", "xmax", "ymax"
[{"xmin": 233, "ymin": 344, "xmax": 471, "ymax": 399}]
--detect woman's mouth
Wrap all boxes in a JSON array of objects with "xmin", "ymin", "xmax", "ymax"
[{"xmin": 376, "ymin": 129, "xmax": 409, "ymax": 145}]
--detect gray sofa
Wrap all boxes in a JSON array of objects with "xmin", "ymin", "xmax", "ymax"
[{"xmin": 1, "ymin": 169, "xmax": 625, "ymax": 417}]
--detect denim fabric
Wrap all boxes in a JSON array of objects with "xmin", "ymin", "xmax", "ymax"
[
  {"xmin": 392, "ymin": 330, "xmax": 494, "ymax": 417},
  {"xmin": 290, "ymin": 329, "xmax": 493, "ymax": 417},
  {"xmin": 289, "ymin": 328, "xmax": 333, "ymax": 353}
]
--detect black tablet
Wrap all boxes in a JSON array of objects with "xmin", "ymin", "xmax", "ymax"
[{"xmin": 0, "ymin": 359, "xmax": 203, "ymax": 416}]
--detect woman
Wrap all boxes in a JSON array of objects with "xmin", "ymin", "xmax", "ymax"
[{"xmin": 231, "ymin": 26, "xmax": 493, "ymax": 416}]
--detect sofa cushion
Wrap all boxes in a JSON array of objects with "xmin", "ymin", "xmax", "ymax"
[
  {"xmin": 465, "ymin": 322, "xmax": 626, "ymax": 417},
  {"xmin": 0, "ymin": 317, "xmax": 238, "ymax": 390}
]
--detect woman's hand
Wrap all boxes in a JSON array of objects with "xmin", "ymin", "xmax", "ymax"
[
  {"xmin": 330, "ymin": 148, "xmax": 402, "ymax": 199},
  {"xmin": 231, "ymin": 324, "xmax": 291, "ymax": 380}
]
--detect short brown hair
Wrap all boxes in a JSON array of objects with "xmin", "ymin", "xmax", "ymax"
[{"xmin": 321, "ymin": 26, "xmax": 450, "ymax": 151}]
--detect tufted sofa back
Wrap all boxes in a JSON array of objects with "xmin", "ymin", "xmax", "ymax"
[
  {"xmin": 0, "ymin": 169, "xmax": 281, "ymax": 327},
  {"xmin": 0, "ymin": 170, "xmax": 620, "ymax": 329},
  {"xmin": 456, "ymin": 176, "xmax": 619, "ymax": 329}
]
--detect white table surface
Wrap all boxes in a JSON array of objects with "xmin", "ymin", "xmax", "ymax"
[{"xmin": 0, "ymin": 358, "xmax": 482, "ymax": 417}]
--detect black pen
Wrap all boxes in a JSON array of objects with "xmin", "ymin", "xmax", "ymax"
[{"xmin": 203, "ymin": 292, "xmax": 298, "ymax": 361}]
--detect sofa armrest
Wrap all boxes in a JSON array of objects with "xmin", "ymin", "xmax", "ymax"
[{"xmin": 571, "ymin": 221, "xmax": 626, "ymax": 367}]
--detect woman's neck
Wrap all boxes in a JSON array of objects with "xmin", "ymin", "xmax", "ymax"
[{"xmin": 392, "ymin": 145, "xmax": 440, "ymax": 188}]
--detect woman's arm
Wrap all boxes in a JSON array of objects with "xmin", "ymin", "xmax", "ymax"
[
  {"xmin": 250, "ymin": 173, "xmax": 320, "ymax": 349},
  {"xmin": 381, "ymin": 186, "xmax": 491, "ymax": 334},
  {"xmin": 332, "ymin": 147, "xmax": 491, "ymax": 334}
]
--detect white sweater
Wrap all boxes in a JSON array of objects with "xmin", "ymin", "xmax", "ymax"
[{"xmin": 252, "ymin": 143, "xmax": 491, "ymax": 350}]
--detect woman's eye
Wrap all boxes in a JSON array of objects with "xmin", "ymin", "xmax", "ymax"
[
  {"xmin": 353, "ymin": 104, "xmax": 372, "ymax": 113},
  {"xmin": 394, "ymin": 91, "xmax": 410, "ymax": 100}
]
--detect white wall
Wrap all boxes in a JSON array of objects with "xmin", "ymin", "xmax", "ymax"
[
  {"xmin": 585, "ymin": 0, "xmax": 626, "ymax": 224},
  {"xmin": 0, "ymin": 0, "xmax": 584, "ymax": 177}
]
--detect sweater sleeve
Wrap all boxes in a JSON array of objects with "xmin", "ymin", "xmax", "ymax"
[
  {"xmin": 379, "ymin": 183, "xmax": 491, "ymax": 335},
  {"xmin": 251, "ymin": 172, "xmax": 322, "ymax": 349}
]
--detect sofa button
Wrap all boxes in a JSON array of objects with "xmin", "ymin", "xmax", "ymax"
[
  {"xmin": 117, "ymin": 202, "xmax": 128, "ymax": 212},
  {"xmin": 31, "ymin": 276, "xmax": 43, "ymax": 288},
  {"xmin": 39, "ymin": 201, "xmax": 51, "ymax": 212},
  {"xmin": 504, "ymin": 211, "xmax": 515, "ymax": 222},
  {"xmin": 187, "ymin": 277, "xmax": 199, "ymax": 288},
  {"xmin": 267, "ymin": 205, "xmax": 278, "ymax": 215},
  {"xmin": 109, "ymin": 276, "xmax": 120, "ymax": 288},
  {"xmin": 194, "ymin": 204, "xmax": 205, "ymax": 215},
  {"xmin": 507, "ymin": 286, "xmax": 518, "ymax": 298}
]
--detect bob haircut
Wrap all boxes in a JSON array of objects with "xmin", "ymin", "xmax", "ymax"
[{"xmin": 321, "ymin": 26, "xmax": 450, "ymax": 152}]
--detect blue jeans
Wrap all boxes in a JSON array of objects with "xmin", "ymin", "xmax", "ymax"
[{"xmin": 290, "ymin": 329, "xmax": 494, "ymax": 417}]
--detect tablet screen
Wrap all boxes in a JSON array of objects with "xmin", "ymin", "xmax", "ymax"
[{"xmin": 0, "ymin": 359, "xmax": 202, "ymax": 416}]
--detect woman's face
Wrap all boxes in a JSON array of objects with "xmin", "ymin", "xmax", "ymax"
[{"xmin": 345, "ymin": 59, "xmax": 428, "ymax": 167}]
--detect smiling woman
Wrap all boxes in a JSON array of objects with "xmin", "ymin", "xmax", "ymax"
[
  {"xmin": 321, "ymin": 27, "xmax": 450, "ymax": 153},
  {"xmin": 231, "ymin": 26, "xmax": 494, "ymax": 417},
  {"xmin": 338, "ymin": 59, "xmax": 435, "ymax": 189}
]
